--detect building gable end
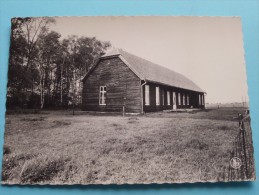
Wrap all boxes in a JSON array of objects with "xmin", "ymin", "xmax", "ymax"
[{"xmin": 82, "ymin": 56, "xmax": 144, "ymax": 82}]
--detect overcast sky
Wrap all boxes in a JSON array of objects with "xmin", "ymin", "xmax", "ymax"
[{"xmin": 51, "ymin": 16, "xmax": 248, "ymax": 104}]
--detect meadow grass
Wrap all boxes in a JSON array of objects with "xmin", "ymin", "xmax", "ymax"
[{"xmin": 2, "ymin": 107, "xmax": 245, "ymax": 184}]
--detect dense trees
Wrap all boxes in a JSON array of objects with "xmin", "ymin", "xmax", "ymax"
[{"xmin": 7, "ymin": 17, "xmax": 111, "ymax": 109}]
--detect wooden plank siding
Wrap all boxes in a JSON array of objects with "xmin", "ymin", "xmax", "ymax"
[
  {"xmin": 82, "ymin": 57, "xmax": 141, "ymax": 113},
  {"xmin": 82, "ymin": 56, "xmax": 205, "ymax": 113},
  {"xmin": 143, "ymin": 82, "xmax": 205, "ymax": 112}
]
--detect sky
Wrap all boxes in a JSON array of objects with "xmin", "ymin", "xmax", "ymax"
[{"xmin": 51, "ymin": 16, "xmax": 248, "ymax": 104}]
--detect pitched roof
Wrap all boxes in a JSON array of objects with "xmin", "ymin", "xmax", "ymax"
[{"xmin": 84, "ymin": 48, "xmax": 205, "ymax": 93}]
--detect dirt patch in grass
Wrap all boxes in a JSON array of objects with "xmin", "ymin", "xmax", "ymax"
[
  {"xmin": 51, "ymin": 120, "xmax": 71, "ymax": 128},
  {"xmin": 110, "ymin": 123, "xmax": 124, "ymax": 131},
  {"xmin": 186, "ymin": 139, "xmax": 209, "ymax": 150},
  {"xmin": 128, "ymin": 117, "xmax": 139, "ymax": 120},
  {"xmin": 21, "ymin": 117, "xmax": 45, "ymax": 122},
  {"xmin": 105, "ymin": 138, "xmax": 118, "ymax": 144},
  {"xmin": 111, "ymin": 123, "xmax": 120, "ymax": 127},
  {"xmin": 216, "ymin": 124, "xmax": 235, "ymax": 131},
  {"xmin": 127, "ymin": 117, "xmax": 139, "ymax": 124},
  {"xmin": 120, "ymin": 142, "xmax": 134, "ymax": 153}
]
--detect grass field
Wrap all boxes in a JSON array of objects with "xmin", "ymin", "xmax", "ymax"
[{"xmin": 2, "ymin": 107, "xmax": 248, "ymax": 184}]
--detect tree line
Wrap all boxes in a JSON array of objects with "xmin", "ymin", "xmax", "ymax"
[{"xmin": 7, "ymin": 17, "xmax": 111, "ymax": 109}]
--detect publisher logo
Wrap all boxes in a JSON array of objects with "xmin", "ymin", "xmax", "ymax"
[{"xmin": 230, "ymin": 157, "xmax": 242, "ymax": 169}]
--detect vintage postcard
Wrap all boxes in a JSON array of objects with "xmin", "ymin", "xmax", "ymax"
[{"xmin": 2, "ymin": 16, "xmax": 255, "ymax": 184}]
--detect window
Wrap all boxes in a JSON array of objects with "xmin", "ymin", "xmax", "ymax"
[
  {"xmin": 178, "ymin": 93, "xmax": 181, "ymax": 105},
  {"xmin": 183, "ymin": 94, "xmax": 185, "ymax": 105},
  {"xmin": 145, "ymin": 85, "xmax": 150, "ymax": 105},
  {"xmin": 99, "ymin": 86, "xmax": 107, "ymax": 105},
  {"xmin": 162, "ymin": 90, "xmax": 165, "ymax": 105},
  {"xmin": 167, "ymin": 91, "xmax": 170, "ymax": 105},
  {"xmin": 187, "ymin": 95, "xmax": 190, "ymax": 105},
  {"xmin": 156, "ymin": 87, "xmax": 160, "ymax": 105}
]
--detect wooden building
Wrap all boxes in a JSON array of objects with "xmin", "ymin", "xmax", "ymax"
[{"xmin": 82, "ymin": 48, "xmax": 205, "ymax": 113}]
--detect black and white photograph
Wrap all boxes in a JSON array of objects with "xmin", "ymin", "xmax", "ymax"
[{"xmin": 2, "ymin": 16, "xmax": 255, "ymax": 184}]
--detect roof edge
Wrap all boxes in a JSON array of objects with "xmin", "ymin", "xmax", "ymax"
[
  {"xmin": 145, "ymin": 79, "xmax": 205, "ymax": 93},
  {"xmin": 118, "ymin": 55, "xmax": 145, "ymax": 80},
  {"xmin": 82, "ymin": 59, "xmax": 101, "ymax": 82},
  {"xmin": 100, "ymin": 54, "xmax": 120, "ymax": 59}
]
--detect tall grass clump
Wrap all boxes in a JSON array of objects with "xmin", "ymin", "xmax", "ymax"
[
  {"xmin": 2, "ymin": 153, "xmax": 35, "ymax": 181},
  {"xmin": 20, "ymin": 155, "xmax": 70, "ymax": 183}
]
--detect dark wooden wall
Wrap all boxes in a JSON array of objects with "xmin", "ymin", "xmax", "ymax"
[
  {"xmin": 143, "ymin": 82, "xmax": 205, "ymax": 112},
  {"xmin": 82, "ymin": 57, "xmax": 141, "ymax": 113},
  {"xmin": 82, "ymin": 57, "xmax": 205, "ymax": 113}
]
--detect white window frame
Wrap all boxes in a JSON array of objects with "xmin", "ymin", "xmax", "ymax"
[
  {"xmin": 156, "ymin": 87, "xmax": 160, "ymax": 105},
  {"xmin": 183, "ymin": 94, "xmax": 185, "ymax": 105},
  {"xmin": 178, "ymin": 93, "xmax": 181, "ymax": 105},
  {"xmin": 99, "ymin": 86, "xmax": 107, "ymax": 105},
  {"xmin": 167, "ymin": 91, "xmax": 170, "ymax": 105},
  {"xmin": 187, "ymin": 95, "xmax": 190, "ymax": 106},
  {"xmin": 145, "ymin": 85, "xmax": 150, "ymax": 105}
]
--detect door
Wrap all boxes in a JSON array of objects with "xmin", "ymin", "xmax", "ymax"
[{"xmin": 172, "ymin": 92, "xmax": 177, "ymax": 110}]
